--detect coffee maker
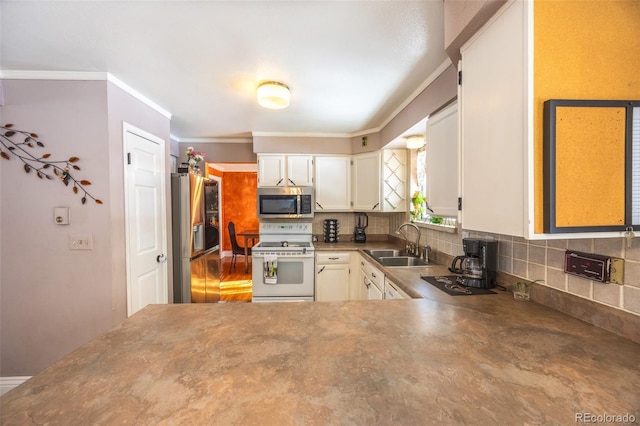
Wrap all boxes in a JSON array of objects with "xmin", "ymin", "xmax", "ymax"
[
  {"xmin": 354, "ymin": 212, "xmax": 368, "ymax": 243},
  {"xmin": 449, "ymin": 238, "xmax": 497, "ymax": 288}
]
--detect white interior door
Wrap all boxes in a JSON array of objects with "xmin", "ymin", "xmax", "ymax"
[{"xmin": 123, "ymin": 123, "xmax": 168, "ymax": 316}]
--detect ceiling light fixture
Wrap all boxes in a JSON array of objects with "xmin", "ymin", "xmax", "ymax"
[
  {"xmin": 257, "ymin": 81, "xmax": 290, "ymax": 109},
  {"xmin": 405, "ymin": 134, "xmax": 426, "ymax": 149}
]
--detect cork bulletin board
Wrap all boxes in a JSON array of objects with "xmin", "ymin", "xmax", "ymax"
[{"xmin": 543, "ymin": 99, "xmax": 639, "ymax": 233}]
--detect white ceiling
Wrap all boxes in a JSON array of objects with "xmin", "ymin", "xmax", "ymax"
[{"xmin": 0, "ymin": 1, "xmax": 449, "ymax": 141}]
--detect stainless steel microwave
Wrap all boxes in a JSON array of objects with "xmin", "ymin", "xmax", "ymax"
[{"xmin": 257, "ymin": 186, "xmax": 314, "ymax": 219}]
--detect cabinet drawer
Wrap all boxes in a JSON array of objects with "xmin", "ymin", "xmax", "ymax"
[
  {"xmin": 316, "ymin": 252, "xmax": 351, "ymax": 264},
  {"xmin": 366, "ymin": 263, "xmax": 384, "ymax": 291}
]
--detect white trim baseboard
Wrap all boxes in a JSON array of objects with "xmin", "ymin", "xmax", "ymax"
[{"xmin": 0, "ymin": 376, "xmax": 31, "ymax": 396}]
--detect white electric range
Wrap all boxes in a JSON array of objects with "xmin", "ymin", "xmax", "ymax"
[{"xmin": 251, "ymin": 222, "xmax": 315, "ymax": 302}]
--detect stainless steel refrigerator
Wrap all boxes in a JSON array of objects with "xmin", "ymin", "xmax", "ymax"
[{"xmin": 171, "ymin": 173, "xmax": 220, "ymax": 303}]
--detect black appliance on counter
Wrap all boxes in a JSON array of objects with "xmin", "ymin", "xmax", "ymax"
[
  {"xmin": 449, "ymin": 238, "xmax": 497, "ymax": 289},
  {"xmin": 354, "ymin": 212, "xmax": 368, "ymax": 243}
]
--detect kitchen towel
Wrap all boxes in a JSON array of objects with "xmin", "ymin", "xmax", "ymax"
[{"xmin": 263, "ymin": 254, "xmax": 278, "ymax": 284}]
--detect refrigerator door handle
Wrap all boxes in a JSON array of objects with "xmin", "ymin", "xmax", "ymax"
[{"xmin": 157, "ymin": 254, "xmax": 167, "ymax": 263}]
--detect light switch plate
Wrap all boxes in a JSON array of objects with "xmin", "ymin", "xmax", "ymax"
[{"xmin": 69, "ymin": 234, "xmax": 93, "ymax": 250}]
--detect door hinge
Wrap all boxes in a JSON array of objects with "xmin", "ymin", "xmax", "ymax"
[
  {"xmin": 127, "ymin": 152, "xmax": 132, "ymax": 165},
  {"xmin": 458, "ymin": 197, "xmax": 462, "ymax": 211},
  {"xmin": 458, "ymin": 70, "xmax": 462, "ymax": 85}
]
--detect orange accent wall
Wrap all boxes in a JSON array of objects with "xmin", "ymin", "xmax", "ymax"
[
  {"xmin": 221, "ymin": 172, "xmax": 259, "ymax": 251},
  {"xmin": 533, "ymin": 0, "xmax": 640, "ymax": 232}
]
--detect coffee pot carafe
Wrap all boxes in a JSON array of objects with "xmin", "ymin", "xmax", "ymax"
[
  {"xmin": 450, "ymin": 256, "xmax": 482, "ymax": 277},
  {"xmin": 449, "ymin": 238, "xmax": 498, "ymax": 289}
]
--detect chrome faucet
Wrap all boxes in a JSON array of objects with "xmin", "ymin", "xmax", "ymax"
[{"xmin": 395, "ymin": 222, "xmax": 421, "ymax": 256}]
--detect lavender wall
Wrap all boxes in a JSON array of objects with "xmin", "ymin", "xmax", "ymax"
[
  {"xmin": 0, "ymin": 79, "xmax": 170, "ymax": 376},
  {"xmin": 106, "ymin": 82, "xmax": 172, "ymax": 323}
]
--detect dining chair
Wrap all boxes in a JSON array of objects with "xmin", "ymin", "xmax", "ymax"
[{"xmin": 228, "ymin": 221, "xmax": 251, "ymax": 273}]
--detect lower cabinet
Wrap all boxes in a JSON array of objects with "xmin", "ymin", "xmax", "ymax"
[
  {"xmin": 315, "ymin": 253, "xmax": 350, "ymax": 302},
  {"xmin": 358, "ymin": 255, "xmax": 384, "ymax": 300}
]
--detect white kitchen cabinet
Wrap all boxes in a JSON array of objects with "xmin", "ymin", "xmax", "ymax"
[
  {"xmin": 351, "ymin": 151, "xmax": 381, "ymax": 211},
  {"xmin": 257, "ymin": 154, "xmax": 313, "ymax": 187},
  {"xmin": 358, "ymin": 259, "xmax": 369, "ymax": 300},
  {"xmin": 315, "ymin": 252, "xmax": 350, "ymax": 302},
  {"xmin": 352, "ymin": 150, "xmax": 407, "ymax": 212},
  {"xmin": 314, "ymin": 155, "xmax": 351, "ymax": 211},
  {"xmin": 460, "ymin": 0, "xmax": 528, "ymax": 237},
  {"xmin": 426, "ymin": 102, "xmax": 459, "ymax": 217},
  {"xmin": 384, "ymin": 277, "xmax": 411, "ymax": 300},
  {"xmin": 358, "ymin": 256, "xmax": 384, "ymax": 300},
  {"xmin": 381, "ymin": 149, "xmax": 407, "ymax": 212},
  {"xmin": 287, "ymin": 155, "xmax": 314, "ymax": 186}
]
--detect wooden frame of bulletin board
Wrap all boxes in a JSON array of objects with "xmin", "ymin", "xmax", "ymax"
[{"xmin": 543, "ymin": 99, "xmax": 640, "ymax": 233}]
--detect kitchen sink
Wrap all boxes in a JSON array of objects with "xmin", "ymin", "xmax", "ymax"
[
  {"xmin": 364, "ymin": 248, "xmax": 433, "ymax": 268},
  {"xmin": 376, "ymin": 256, "xmax": 431, "ymax": 267},
  {"xmin": 363, "ymin": 249, "xmax": 409, "ymax": 258}
]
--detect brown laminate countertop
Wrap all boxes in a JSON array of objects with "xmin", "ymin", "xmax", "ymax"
[{"xmin": 2, "ymin": 299, "xmax": 640, "ymax": 423}]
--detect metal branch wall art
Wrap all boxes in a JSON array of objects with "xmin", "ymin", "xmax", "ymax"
[{"xmin": 0, "ymin": 124, "xmax": 103, "ymax": 205}]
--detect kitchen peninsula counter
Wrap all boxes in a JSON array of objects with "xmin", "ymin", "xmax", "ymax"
[{"xmin": 2, "ymin": 298, "xmax": 639, "ymax": 424}]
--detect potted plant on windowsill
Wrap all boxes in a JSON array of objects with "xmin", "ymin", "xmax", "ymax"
[{"xmin": 411, "ymin": 191, "xmax": 426, "ymax": 221}]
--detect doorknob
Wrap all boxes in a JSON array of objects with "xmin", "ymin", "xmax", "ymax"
[{"xmin": 157, "ymin": 254, "xmax": 167, "ymax": 263}]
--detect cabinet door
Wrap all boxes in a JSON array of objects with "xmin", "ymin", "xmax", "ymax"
[
  {"xmin": 287, "ymin": 155, "xmax": 313, "ymax": 186},
  {"xmin": 460, "ymin": 0, "xmax": 527, "ymax": 237},
  {"xmin": 367, "ymin": 280, "xmax": 383, "ymax": 300},
  {"xmin": 316, "ymin": 264, "xmax": 350, "ymax": 301},
  {"xmin": 359, "ymin": 268, "xmax": 369, "ymax": 301},
  {"xmin": 352, "ymin": 152, "xmax": 381, "ymax": 211},
  {"xmin": 315, "ymin": 156, "xmax": 351, "ymax": 211},
  {"xmin": 426, "ymin": 102, "xmax": 459, "ymax": 217},
  {"xmin": 258, "ymin": 155, "xmax": 286, "ymax": 187},
  {"xmin": 381, "ymin": 149, "xmax": 407, "ymax": 212}
]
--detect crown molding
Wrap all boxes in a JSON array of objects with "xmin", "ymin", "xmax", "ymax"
[
  {"xmin": 174, "ymin": 136, "xmax": 253, "ymax": 144},
  {"xmin": 251, "ymin": 131, "xmax": 352, "ymax": 138},
  {"xmin": 0, "ymin": 70, "xmax": 172, "ymax": 119}
]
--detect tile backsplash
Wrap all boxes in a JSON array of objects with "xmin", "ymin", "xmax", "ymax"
[
  {"xmin": 314, "ymin": 211, "xmax": 640, "ymax": 316},
  {"xmin": 313, "ymin": 212, "xmax": 404, "ymax": 241},
  {"xmin": 417, "ymin": 226, "xmax": 640, "ymax": 317}
]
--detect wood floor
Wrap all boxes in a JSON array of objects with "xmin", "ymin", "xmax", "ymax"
[{"xmin": 218, "ymin": 255, "xmax": 253, "ymax": 302}]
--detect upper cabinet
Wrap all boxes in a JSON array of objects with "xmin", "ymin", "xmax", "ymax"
[
  {"xmin": 257, "ymin": 154, "xmax": 313, "ymax": 187},
  {"xmin": 352, "ymin": 150, "xmax": 408, "ymax": 212},
  {"xmin": 426, "ymin": 102, "xmax": 459, "ymax": 217},
  {"xmin": 460, "ymin": 0, "xmax": 528, "ymax": 237},
  {"xmin": 460, "ymin": 0, "xmax": 638, "ymax": 238},
  {"xmin": 351, "ymin": 152, "xmax": 381, "ymax": 211},
  {"xmin": 381, "ymin": 150, "xmax": 407, "ymax": 212},
  {"xmin": 314, "ymin": 155, "xmax": 351, "ymax": 211}
]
